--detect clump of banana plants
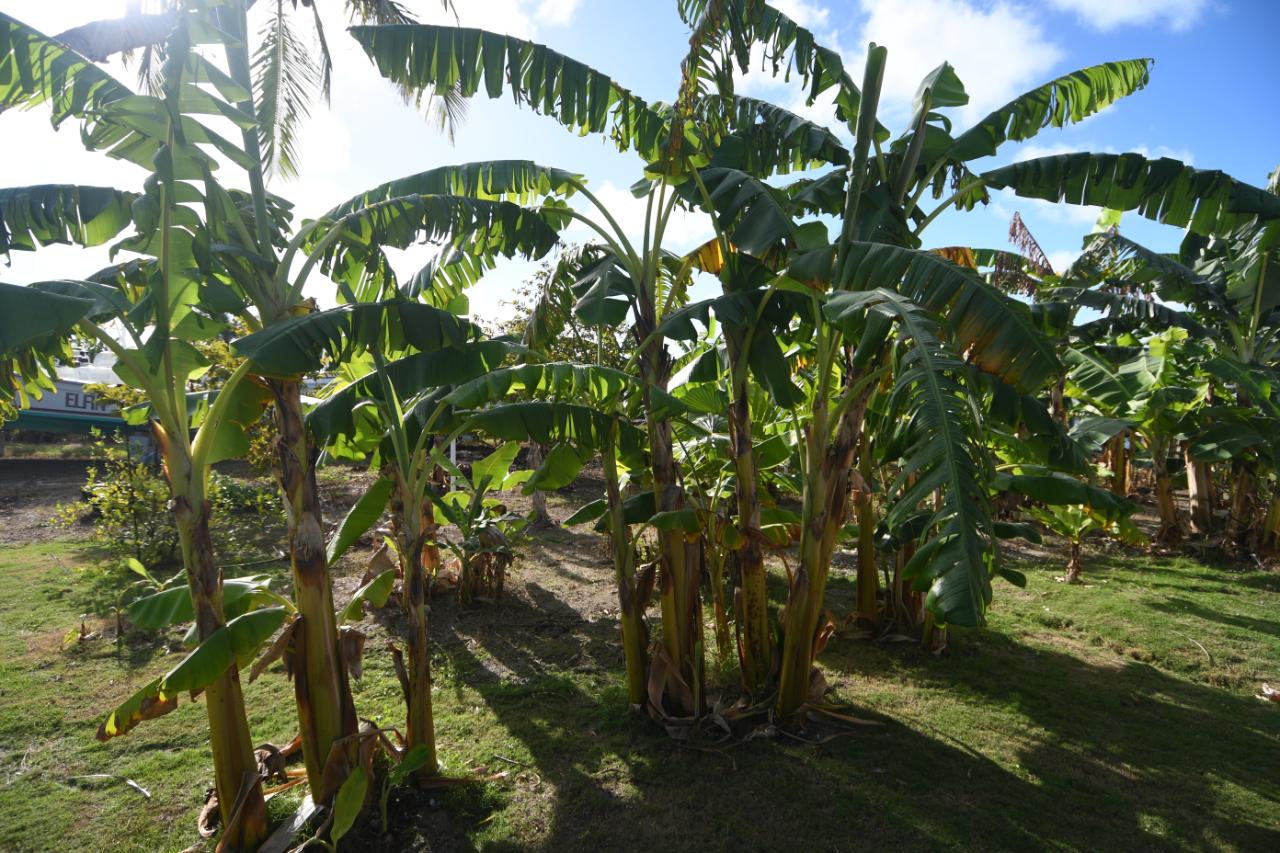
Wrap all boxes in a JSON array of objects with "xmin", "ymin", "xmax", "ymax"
[{"xmin": 433, "ymin": 441, "xmax": 533, "ymax": 605}]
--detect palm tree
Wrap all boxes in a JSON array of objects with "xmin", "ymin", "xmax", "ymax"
[{"xmin": 49, "ymin": 0, "xmax": 451, "ymax": 178}]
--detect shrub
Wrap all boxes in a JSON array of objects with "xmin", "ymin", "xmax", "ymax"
[
  {"xmin": 55, "ymin": 431, "xmax": 285, "ymax": 571},
  {"xmin": 55, "ymin": 431, "xmax": 177, "ymax": 568}
]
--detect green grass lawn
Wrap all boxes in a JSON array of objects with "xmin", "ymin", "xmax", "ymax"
[{"xmin": 0, "ymin": 537, "xmax": 1277, "ymax": 852}]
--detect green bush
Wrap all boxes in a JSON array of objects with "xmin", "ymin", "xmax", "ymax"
[
  {"xmin": 54, "ymin": 431, "xmax": 177, "ymax": 568},
  {"xmin": 54, "ymin": 431, "xmax": 284, "ymax": 571}
]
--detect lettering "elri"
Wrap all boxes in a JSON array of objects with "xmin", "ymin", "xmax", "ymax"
[{"xmin": 65, "ymin": 391, "xmax": 111, "ymax": 412}]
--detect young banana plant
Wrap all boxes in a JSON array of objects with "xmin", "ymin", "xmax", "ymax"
[
  {"xmin": 242, "ymin": 309, "xmax": 525, "ymax": 779},
  {"xmin": 443, "ymin": 362, "xmax": 656, "ymax": 708}
]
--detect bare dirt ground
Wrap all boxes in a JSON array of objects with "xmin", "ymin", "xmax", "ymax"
[{"xmin": 0, "ymin": 459, "xmax": 92, "ymax": 545}]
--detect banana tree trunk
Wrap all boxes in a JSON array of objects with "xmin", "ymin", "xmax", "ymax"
[
  {"xmin": 642, "ymin": 349, "xmax": 704, "ymax": 717},
  {"xmin": 1184, "ymin": 444, "xmax": 1214, "ymax": 535},
  {"xmin": 1261, "ymin": 494, "xmax": 1280, "ymax": 556},
  {"xmin": 602, "ymin": 434, "xmax": 648, "ymax": 707},
  {"xmin": 162, "ymin": 430, "xmax": 266, "ymax": 849},
  {"xmin": 853, "ymin": 435, "xmax": 878, "ymax": 629},
  {"xmin": 1065, "ymin": 539, "xmax": 1083, "ymax": 583},
  {"xmin": 1050, "ymin": 377, "xmax": 1066, "ymax": 425},
  {"xmin": 1228, "ymin": 460, "xmax": 1255, "ymax": 547},
  {"xmin": 1151, "ymin": 435, "xmax": 1183, "ymax": 544},
  {"xmin": 1108, "ymin": 432, "xmax": 1128, "ymax": 498},
  {"xmin": 528, "ymin": 441, "xmax": 551, "ymax": 526},
  {"xmin": 775, "ymin": 369, "xmax": 871, "ymax": 724},
  {"xmin": 389, "ymin": 472, "xmax": 438, "ymax": 778},
  {"xmin": 705, "ymin": 539, "xmax": 732, "ymax": 664},
  {"xmin": 724, "ymin": 336, "xmax": 770, "ymax": 695},
  {"xmin": 266, "ymin": 379, "xmax": 357, "ymax": 799}
]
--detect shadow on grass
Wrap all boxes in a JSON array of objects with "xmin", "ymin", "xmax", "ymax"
[
  {"xmin": 332, "ymin": 533, "xmax": 1280, "ymax": 851},
  {"xmin": 1238, "ymin": 571, "xmax": 1280, "ymax": 594},
  {"xmin": 824, "ymin": 628, "xmax": 1280, "ymax": 851},
  {"xmin": 406, "ymin": 566, "xmax": 1280, "ymax": 852},
  {"xmin": 1146, "ymin": 596, "xmax": 1280, "ymax": 636}
]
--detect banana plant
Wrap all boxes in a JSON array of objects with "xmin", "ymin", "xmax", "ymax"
[
  {"xmin": 0, "ymin": 4, "xmax": 371, "ymax": 805},
  {"xmin": 432, "ymin": 441, "xmax": 534, "ymax": 605},
  {"xmin": 0, "ymin": 8, "xmax": 285, "ymax": 843},
  {"xmin": 243, "ymin": 158, "xmax": 582, "ymax": 762},
  {"xmin": 445, "ymin": 365, "xmax": 654, "ymax": 708},
  {"xmin": 670, "ymin": 0, "xmax": 1151, "ymax": 721},
  {"xmin": 995, "ymin": 470, "xmax": 1144, "ymax": 583},
  {"xmin": 245, "ymin": 304, "xmax": 531, "ymax": 779},
  {"xmin": 346, "ymin": 2, "xmax": 875, "ymax": 717},
  {"xmin": 1035, "ymin": 167, "xmax": 1280, "ymax": 548},
  {"xmin": 983, "ymin": 150, "xmax": 1280, "ymax": 545},
  {"xmin": 45, "ymin": 0, "xmax": 442, "ymax": 178},
  {"xmin": 1065, "ymin": 328, "xmax": 1207, "ymax": 543},
  {"xmin": 351, "ymin": 0, "xmax": 1155, "ymax": 722},
  {"xmin": 3, "ymin": 4, "xmax": 589, "ymax": 801}
]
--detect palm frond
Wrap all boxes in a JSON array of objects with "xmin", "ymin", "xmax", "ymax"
[
  {"xmin": 253, "ymin": 0, "xmax": 321, "ymax": 179},
  {"xmin": 345, "ymin": 0, "xmax": 419, "ymax": 25}
]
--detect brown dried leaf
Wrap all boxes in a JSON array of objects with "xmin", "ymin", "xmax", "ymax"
[
  {"xmin": 249, "ymin": 617, "xmax": 298, "ymax": 684},
  {"xmin": 339, "ymin": 627, "xmax": 367, "ymax": 681},
  {"xmin": 197, "ymin": 789, "xmax": 220, "ymax": 838},
  {"xmin": 367, "ymin": 543, "xmax": 397, "ymax": 581}
]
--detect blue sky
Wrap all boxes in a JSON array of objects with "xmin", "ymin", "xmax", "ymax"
[{"xmin": 2, "ymin": 0, "xmax": 1276, "ymax": 321}]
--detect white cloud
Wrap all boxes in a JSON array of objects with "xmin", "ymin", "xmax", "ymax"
[
  {"xmin": 772, "ymin": 0, "xmax": 831, "ymax": 28},
  {"xmin": 989, "ymin": 187, "xmax": 1102, "ymax": 229},
  {"xmin": 535, "ymin": 0, "xmax": 583, "ymax": 27},
  {"xmin": 1046, "ymin": 248, "xmax": 1083, "ymax": 273},
  {"xmin": 736, "ymin": 0, "xmax": 1101, "ymax": 141},
  {"xmin": 1130, "ymin": 144, "xmax": 1196, "ymax": 165},
  {"xmin": 0, "ymin": 1, "xmax": 129, "ymax": 36},
  {"xmin": 1047, "ymin": 0, "xmax": 1210, "ymax": 32},
  {"xmin": 1012, "ymin": 142, "xmax": 1089, "ymax": 162},
  {"xmin": 1013, "ymin": 141, "xmax": 1195, "ymax": 164},
  {"xmin": 854, "ymin": 0, "xmax": 1064, "ymax": 122},
  {"xmin": 562, "ymin": 182, "xmax": 713, "ymax": 254},
  {"xmin": 416, "ymin": 0, "xmax": 582, "ymax": 38}
]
